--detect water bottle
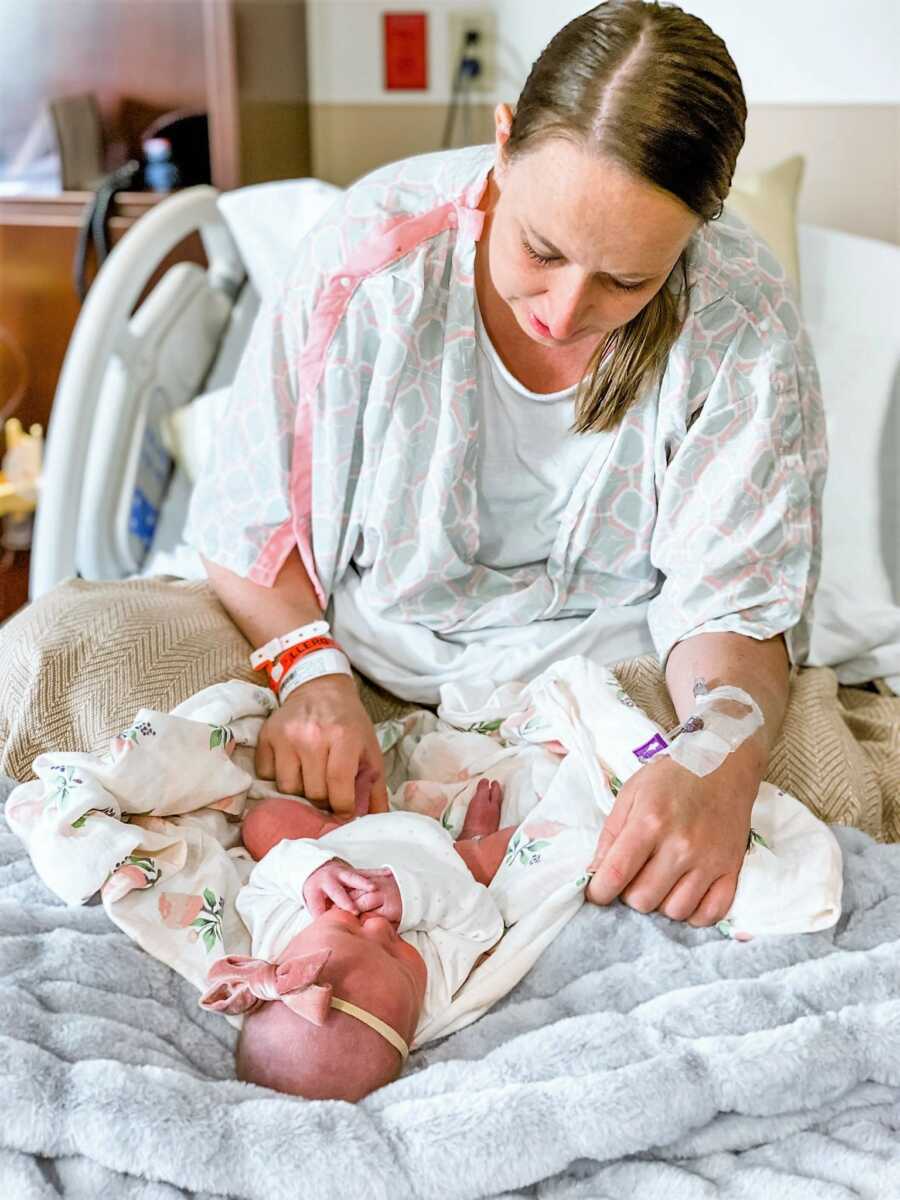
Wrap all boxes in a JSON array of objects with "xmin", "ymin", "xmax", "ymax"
[{"xmin": 142, "ymin": 137, "xmax": 179, "ymax": 192}]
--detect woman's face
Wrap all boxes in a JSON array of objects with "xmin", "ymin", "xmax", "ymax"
[{"xmin": 483, "ymin": 117, "xmax": 700, "ymax": 349}]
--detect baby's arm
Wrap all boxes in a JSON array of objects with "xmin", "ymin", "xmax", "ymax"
[
  {"xmin": 236, "ymin": 838, "xmax": 339, "ymax": 956},
  {"xmin": 242, "ymin": 769, "xmax": 376, "ymax": 861}
]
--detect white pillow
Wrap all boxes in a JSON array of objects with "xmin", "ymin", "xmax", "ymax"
[
  {"xmin": 217, "ymin": 178, "xmax": 343, "ymax": 304},
  {"xmin": 799, "ymin": 223, "xmax": 900, "ymax": 689},
  {"xmin": 160, "ymin": 387, "xmax": 230, "ymax": 484}
]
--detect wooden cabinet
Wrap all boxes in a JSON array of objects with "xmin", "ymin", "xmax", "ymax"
[
  {"xmin": 0, "ymin": 190, "xmax": 206, "ymax": 616},
  {"xmin": 0, "ymin": 1, "xmax": 311, "ymax": 613},
  {"xmin": 0, "ymin": 0, "xmax": 310, "ymax": 476},
  {"xmin": 1, "ymin": 0, "xmax": 311, "ymax": 421},
  {"xmin": 0, "ymin": 191, "xmax": 204, "ymax": 435}
]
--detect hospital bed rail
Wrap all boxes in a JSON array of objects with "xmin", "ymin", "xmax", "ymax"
[{"xmin": 29, "ymin": 185, "xmax": 246, "ymax": 599}]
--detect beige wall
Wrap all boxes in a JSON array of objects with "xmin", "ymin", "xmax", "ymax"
[
  {"xmin": 311, "ymin": 103, "xmax": 900, "ymax": 245},
  {"xmin": 235, "ymin": 0, "xmax": 311, "ymax": 184},
  {"xmin": 742, "ymin": 106, "xmax": 900, "ymax": 245},
  {"xmin": 310, "ymin": 104, "xmax": 493, "ymax": 188}
]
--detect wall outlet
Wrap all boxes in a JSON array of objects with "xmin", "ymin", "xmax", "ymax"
[{"xmin": 447, "ymin": 10, "xmax": 497, "ymax": 96}]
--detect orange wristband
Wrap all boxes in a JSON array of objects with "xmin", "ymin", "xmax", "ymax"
[{"xmin": 255, "ymin": 636, "xmax": 342, "ymax": 694}]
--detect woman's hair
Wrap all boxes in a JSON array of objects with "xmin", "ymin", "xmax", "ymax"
[{"xmin": 507, "ymin": 0, "xmax": 747, "ymax": 433}]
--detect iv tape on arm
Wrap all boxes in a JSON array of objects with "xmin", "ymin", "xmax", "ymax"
[{"xmin": 659, "ymin": 683, "xmax": 764, "ymax": 777}]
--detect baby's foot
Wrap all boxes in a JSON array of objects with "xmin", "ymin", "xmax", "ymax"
[{"xmin": 459, "ymin": 779, "xmax": 503, "ymax": 839}]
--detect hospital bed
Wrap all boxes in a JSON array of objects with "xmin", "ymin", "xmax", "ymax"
[
  {"xmin": 30, "ymin": 185, "xmax": 256, "ymax": 595},
  {"xmin": 29, "ymin": 179, "xmax": 900, "ymax": 680},
  {"xmin": 10, "ymin": 179, "xmax": 900, "ymax": 1197}
]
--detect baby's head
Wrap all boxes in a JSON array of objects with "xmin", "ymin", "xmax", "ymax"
[{"xmin": 202, "ymin": 909, "xmax": 426, "ymax": 1101}]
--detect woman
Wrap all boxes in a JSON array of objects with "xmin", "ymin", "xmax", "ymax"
[{"xmin": 187, "ymin": 1, "xmax": 826, "ymax": 929}]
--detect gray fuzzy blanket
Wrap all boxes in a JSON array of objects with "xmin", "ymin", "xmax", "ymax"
[{"xmin": 3, "ymin": 772, "xmax": 900, "ymax": 1200}]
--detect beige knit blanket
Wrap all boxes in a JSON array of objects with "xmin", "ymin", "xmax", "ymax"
[{"xmin": 1, "ymin": 577, "xmax": 897, "ymax": 841}]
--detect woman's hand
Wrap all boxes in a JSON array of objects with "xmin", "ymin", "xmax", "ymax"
[
  {"xmin": 586, "ymin": 754, "xmax": 756, "ymax": 926},
  {"xmin": 256, "ymin": 674, "xmax": 389, "ymax": 817}
]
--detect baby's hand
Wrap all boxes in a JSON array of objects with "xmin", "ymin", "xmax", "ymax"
[
  {"xmin": 346, "ymin": 868, "xmax": 402, "ymax": 923},
  {"xmin": 302, "ymin": 859, "xmax": 379, "ymax": 918}
]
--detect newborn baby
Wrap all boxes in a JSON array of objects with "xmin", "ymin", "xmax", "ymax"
[{"xmin": 201, "ymin": 778, "xmax": 516, "ymax": 1101}]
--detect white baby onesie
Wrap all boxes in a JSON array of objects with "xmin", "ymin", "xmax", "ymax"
[{"xmin": 235, "ymin": 811, "xmax": 505, "ymax": 1044}]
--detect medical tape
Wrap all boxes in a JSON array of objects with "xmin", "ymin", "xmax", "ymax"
[
  {"xmin": 278, "ymin": 647, "xmax": 353, "ymax": 704},
  {"xmin": 659, "ymin": 684, "xmax": 764, "ymax": 777}
]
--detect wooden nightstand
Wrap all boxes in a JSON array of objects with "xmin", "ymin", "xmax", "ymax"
[
  {"xmin": 0, "ymin": 551, "xmax": 31, "ymax": 624},
  {"xmin": 0, "ymin": 190, "xmax": 199, "ymax": 437}
]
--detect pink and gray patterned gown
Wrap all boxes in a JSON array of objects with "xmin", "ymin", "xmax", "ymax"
[{"xmin": 185, "ymin": 144, "xmax": 827, "ymax": 704}]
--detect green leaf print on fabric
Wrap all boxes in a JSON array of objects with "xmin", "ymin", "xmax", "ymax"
[
  {"xmin": 48, "ymin": 765, "xmax": 85, "ymax": 811},
  {"xmin": 574, "ymin": 873, "xmax": 590, "ymax": 890},
  {"xmin": 190, "ymin": 889, "xmax": 225, "ymax": 953},
  {"xmin": 70, "ymin": 803, "xmax": 119, "ymax": 829},
  {"xmin": 376, "ymin": 719, "xmax": 406, "ymax": 754},
  {"xmin": 118, "ymin": 720, "xmax": 157, "ymax": 742},
  {"xmin": 208, "ymin": 725, "xmax": 232, "ymax": 751},
  {"xmin": 440, "ymin": 805, "xmax": 459, "ymax": 837},
  {"xmin": 123, "ymin": 855, "xmax": 161, "ymax": 886},
  {"xmin": 47, "ymin": 765, "xmax": 117, "ymax": 829},
  {"xmin": 465, "ymin": 718, "xmax": 503, "ymax": 735},
  {"xmin": 503, "ymin": 830, "xmax": 552, "ymax": 868},
  {"xmin": 747, "ymin": 827, "xmax": 770, "ymax": 853}
]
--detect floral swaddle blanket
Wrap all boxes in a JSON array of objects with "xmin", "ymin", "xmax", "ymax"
[{"xmin": 6, "ymin": 657, "xmax": 843, "ymax": 1045}]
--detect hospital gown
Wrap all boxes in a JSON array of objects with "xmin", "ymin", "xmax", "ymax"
[{"xmin": 185, "ymin": 144, "xmax": 827, "ymax": 704}]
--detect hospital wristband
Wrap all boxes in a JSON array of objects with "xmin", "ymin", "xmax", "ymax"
[
  {"xmin": 250, "ymin": 620, "xmax": 331, "ymax": 672},
  {"xmin": 254, "ymin": 635, "xmax": 342, "ymax": 694},
  {"xmin": 278, "ymin": 648, "xmax": 353, "ymax": 704}
]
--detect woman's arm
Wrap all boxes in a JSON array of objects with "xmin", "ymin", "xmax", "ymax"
[
  {"xmin": 202, "ymin": 548, "xmax": 323, "ymax": 648},
  {"xmin": 202, "ymin": 549, "xmax": 390, "ymax": 816},
  {"xmin": 665, "ymin": 631, "xmax": 790, "ymax": 792},
  {"xmin": 586, "ymin": 631, "xmax": 791, "ymax": 926}
]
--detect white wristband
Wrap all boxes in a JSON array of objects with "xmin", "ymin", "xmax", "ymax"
[
  {"xmin": 250, "ymin": 620, "xmax": 331, "ymax": 670},
  {"xmin": 278, "ymin": 647, "xmax": 353, "ymax": 704}
]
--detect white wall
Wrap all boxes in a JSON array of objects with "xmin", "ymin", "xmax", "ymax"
[{"xmin": 309, "ymin": 0, "xmax": 900, "ymax": 105}]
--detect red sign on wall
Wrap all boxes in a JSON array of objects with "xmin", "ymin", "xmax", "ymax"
[{"xmin": 384, "ymin": 12, "xmax": 428, "ymax": 91}]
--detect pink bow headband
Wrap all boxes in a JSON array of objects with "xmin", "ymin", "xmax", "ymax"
[
  {"xmin": 199, "ymin": 951, "xmax": 410, "ymax": 1060},
  {"xmin": 200, "ymin": 949, "xmax": 334, "ymax": 1022}
]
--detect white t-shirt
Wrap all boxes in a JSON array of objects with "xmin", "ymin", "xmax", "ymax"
[
  {"xmin": 473, "ymin": 296, "xmax": 602, "ymax": 571},
  {"xmin": 327, "ymin": 296, "xmax": 654, "ymax": 704},
  {"xmin": 235, "ymin": 811, "xmax": 505, "ymax": 1045}
]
